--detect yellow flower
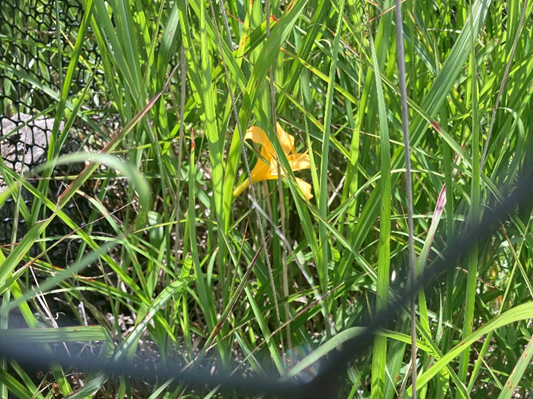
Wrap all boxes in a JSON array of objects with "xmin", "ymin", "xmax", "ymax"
[{"xmin": 233, "ymin": 123, "xmax": 313, "ymax": 200}]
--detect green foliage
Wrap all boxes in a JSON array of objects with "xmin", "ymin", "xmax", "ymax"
[{"xmin": 1, "ymin": 0, "xmax": 533, "ymax": 397}]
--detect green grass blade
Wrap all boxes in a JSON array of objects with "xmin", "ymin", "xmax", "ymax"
[
  {"xmin": 367, "ymin": 5, "xmax": 393, "ymax": 397},
  {"xmin": 318, "ymin": 0, "xmax": 345, "ymax": 323},
  {"xmin": 411, "ymin": 302, "xmax": 533, "ymax": 394},
  {"xmin": 496, "ymin": 333, "xmax": 533, "ymax": 399}
]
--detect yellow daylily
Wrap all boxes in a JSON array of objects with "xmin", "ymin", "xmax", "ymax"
[{"xmin": 233, "ymin": 123, "xmax": 313, "ymax": 200}]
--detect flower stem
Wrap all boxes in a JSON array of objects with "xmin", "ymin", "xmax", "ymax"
[{"xmin": 233, "ymin": 178, "xmax": 251, "ymax": 197}]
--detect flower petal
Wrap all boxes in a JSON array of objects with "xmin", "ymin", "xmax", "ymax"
[
  {"xmin": 296, "ymin": 178, "xmax": 313, "ymax": 200},
  {"xmin": 245, "ymin": 126, "xmax": 270, "ymax": 147},
  {"xmin": 235, "ymin": 123, "xmax": 313, "ymax": 199},
  {"xmin": 249, "ymin": 157, "xmax": 271, "ymax": 182},
  {"xmin": 276, "ymin": 122, "xmax": 295, "ymax": 155},
  {"xmin": 233, "ymin": 158, "xmax": 273, "ymax": 197},
  {"xmin": 288, "ymin": 153, "xmax": 310, "ymax": 171},
  {"xmin": 267, "ymin": 157, "xmax": 281, "ymax": 177}
]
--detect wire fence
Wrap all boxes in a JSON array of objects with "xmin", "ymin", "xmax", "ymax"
[
  {"xmin": 0, "ymin": 0, "xmax": 114, "ymax": 268},
  {"xmin": 0, "ymin": 0, "xmax": 96, "ymax": 135}
]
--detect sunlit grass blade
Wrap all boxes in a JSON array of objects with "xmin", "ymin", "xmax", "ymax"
[
  {"xmin": 365, "ymin": 3, "xmax": 392, "ymax": 397},
  {"xmin": 411, "ymin": 302, "xmax": 533, "ymax": 394},
  {"xmin": 496, "ymin": 333, "xmax": 533, "ymax": 399}
]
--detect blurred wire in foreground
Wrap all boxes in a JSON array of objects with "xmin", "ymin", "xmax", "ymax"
[{"xmin": 1, "ymin": 165, "xmax": 533, "ymax": 398}]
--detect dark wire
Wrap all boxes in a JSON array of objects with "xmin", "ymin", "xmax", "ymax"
[{"xmin": 1, "ymin": 166, "xmax": 533, "ymax": 398}]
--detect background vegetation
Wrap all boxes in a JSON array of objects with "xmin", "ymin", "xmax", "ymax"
[{"xmin": 1, "ymin": 0, "xmax": 533, "ymax": 397}]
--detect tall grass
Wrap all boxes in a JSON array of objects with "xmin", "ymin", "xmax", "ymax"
[{"xmin": 1, "ymin": 0, "xmax": 533, "ymax": 397}]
